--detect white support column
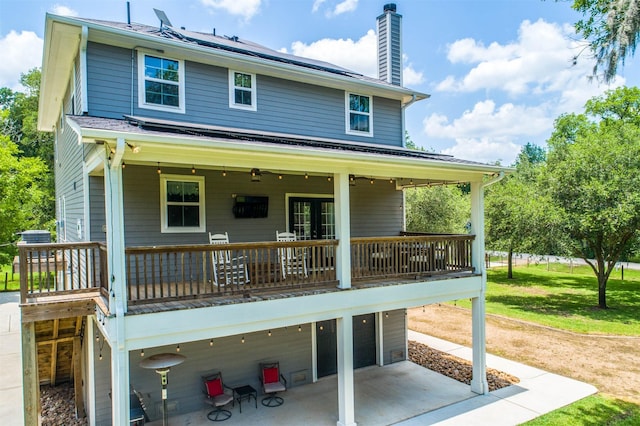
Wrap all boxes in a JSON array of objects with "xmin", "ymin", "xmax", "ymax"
[
  {"xmin": 336, "ymin": 315, "xmax": 356, "ymax": 426},
  {"xmin": 334, "ymin": 173, "xmax": 351, "ymax": 289},
  {"xmin": 86, "ymin": 319, "xmax": 97, "ymax": 426},
  {"xmin": 376, "ymin": 312, "xmax": 384, "ymax": 366},
  {"xmin": 104, "ymin": 137, "xmax": 131, "ymax": 422},
  {"xmin": 470, "ymin": 181, "xmax": 488, "ymax": 394}
]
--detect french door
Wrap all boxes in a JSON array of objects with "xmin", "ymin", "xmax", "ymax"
[{"xmin": 288, "ymin": 197, "xmax": 335, "ymax": 240}]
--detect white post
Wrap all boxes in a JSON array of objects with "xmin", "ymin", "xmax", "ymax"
[
  {"xmin": 104, "ymin": 137, "xmax": 130, "ymax": 422},
  {"xmin": 334, "ymin": 173, "xmax": 351, "ymax": 289},
  {"xmin": 470, "ymin": 181, "xmax": 488, "ymax": 394},
  {"xmin": 336, "ymin": 315, "xmax": 356, "ymax": 426}
]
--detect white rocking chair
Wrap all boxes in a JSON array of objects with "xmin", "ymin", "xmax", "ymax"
[
  {"xmin": 209, "ymin": 232, "xmax": 249, "ymax": 287},
  {"xmin": 275, "ymin": 231, "xmax": 308, "ymax": 279}
]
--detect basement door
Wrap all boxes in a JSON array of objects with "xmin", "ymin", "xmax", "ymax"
[{"xmin": 316, "ymin": 313, "xmax": 377, "ymax": 378}]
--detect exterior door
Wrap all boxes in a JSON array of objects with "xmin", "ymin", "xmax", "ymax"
[
  {"xmin": 289, "ymin": 197, "xmax": 335, "ymax": 240},
  {"xmin": 315, "ymin": 314, "xmax": 377, "ymax": 378}
]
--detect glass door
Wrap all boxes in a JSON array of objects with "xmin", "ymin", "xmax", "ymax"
[{"xmin": 288, "ymin": 197, "xmax": 335, "ymax": 240}]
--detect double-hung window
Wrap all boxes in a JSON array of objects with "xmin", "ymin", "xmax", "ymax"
[
  {"xmin": 229, "ymin": 70, "xmax": 256, "ymax": 111},
  {"xmin": 138, "ymin": 51, "xmax": 185, "ymax": 113},
  {"xmin": 160, "ymin": 175, "xmax": 205, "ymax": 233},
  {"xmin": 346, "ymin": 93, "xmax": 373, "ymax": 136}
]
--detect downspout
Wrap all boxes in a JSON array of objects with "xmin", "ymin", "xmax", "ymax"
[
  {"xmin": 481, "ymin": 170, "xmax": 505, "ymax": 189},
  {"xmin": 80, "ymin": 26, "xmax": 88, "ymax": 114}
]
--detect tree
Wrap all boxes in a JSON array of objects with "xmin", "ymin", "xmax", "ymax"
[
  {"xmin": 546, "ymin": 86, "xmax": 640, "ymax": 308},
  {"xmin": 405, "ymin": 185, "xmax": 470, "ymax": 234},
  {"xmin": 0, "ymin": 133, "xmax": 48, "ymax": 265},
  {"xmin": 572, "ymin": 0, "xmax": 640, "ymax": 82},
  {"xmin": 485, "ymin": 144, "xmax": 563, "ymax": 278}
]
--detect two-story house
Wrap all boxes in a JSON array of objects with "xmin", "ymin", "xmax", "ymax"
[{"xmin": 21, "ymin": 4, "xmax": 506, "ymax": 425}]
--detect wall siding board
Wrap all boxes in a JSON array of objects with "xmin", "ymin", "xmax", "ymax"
[
  {"xmin": 85, "ymin": 42, "xmax": 403, "ymax": 146},
  {"xmin": 120, "ymin": 165, "xmax": 402, "ymax": 246}
]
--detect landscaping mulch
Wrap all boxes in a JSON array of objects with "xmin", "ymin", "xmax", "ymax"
[
  {"xmin": 41, "ymin": 383, "xmax": 87, "ymax": 426},
  {"xmin": 408, "ymin": 340, "xmax": 520, "ymax": 391}
]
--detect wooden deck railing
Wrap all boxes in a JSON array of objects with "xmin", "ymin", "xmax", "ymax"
[
  {"xmin": 125, "ymin": 240, "xmax": 339, "ymax": 304},
  {"xmin": 19, "ymin": 234, "xmax": 475, "ymax": 307},
  {"xmin": 351, "ymin": 234, "xmax": 475, "ymax": 281},
  {"xmin": 18, "ymin": 242, "xmax": 106, "ymax": 304}
]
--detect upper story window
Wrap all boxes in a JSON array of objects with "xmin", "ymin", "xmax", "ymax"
[
  {"xmin": 346, "ymin": 93, "xmax": 373, "ymax": 137},
  {"xmin": 138, "ymin": 51, "xmax": 185, "ymax": 113},
  {"xmin": 159, "ymin": 174, "xmax": 205, "ymax": 233},
  {"xmin": 229, "ymin": 70, "xmax": 256, "ymax": 111}
]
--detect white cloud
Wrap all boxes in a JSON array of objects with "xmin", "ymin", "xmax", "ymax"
[
  {"xmin": 402, "ymin": 55, "xmax": 424, "ymax": 87},
  {"xmin": 437, "ymin": 19, "xmax": 592, "ymax": 97},
  {"xmin": 423, "ymin": 100, "xmax": 553, "ymax": 164},
  {"xmin": 312, "ymin": 0, "xmax": 359, "ymax": 17},
  {"xmin": 289, "ymin": 29, "xmax": 377, "ymax": 77},
  {"xmin": 50, "ymin": 4, "xmax": 78, "ymax": 17},
  {"xmin": 0, "ymin": 31, "xmax": 43, "ymax": 91},
  {"xmin": 200, "ymin": 0, "xmax": 261, "ymax": 21}
]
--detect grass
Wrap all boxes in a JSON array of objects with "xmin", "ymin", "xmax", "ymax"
[
  {"xmin": 450, "ymin": 264, "xmax": 640, "ymax": 336},
  {"xmin": 522, "ymin": 394, "xmax": 640, "ymax": 425},
  {"xmin": 0, "ymin": 264, "xmax": 20, "ymax": 291}
]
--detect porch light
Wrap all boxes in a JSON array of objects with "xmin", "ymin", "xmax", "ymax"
[
  {"xmin": 362, "ymin": 319, "xmax": 367, "ymax": 324},
  {"xmin": 370, "ymin": 177, "xmax": 375, "ymax": 184},
  {"xmin": 349, "ymin": 175, "xmax": 356, "ymax": 186},
  {"xmin": 176, "ymin": 344, "xmax": 180, "ymax": 352},
  {"xmin": 250, "ymin": 168, "xmax": 261, "ymax": 182},
  {"xmin": 127, "ymin": 142, "xmax": 141, "ymax": 153},
  {"xmin": 157, "ymin": 163, "xmax": 161, "ymax": 174},
  {"xmin": 319, "ymin": 325, "xmax": 324, "ymax": 331},
  {"xmin": 304, "ymin": 173, "xmax": 309, "ymax": 179},
  {"xmin": 209, "ymin": 339, "xmax": 214, "ymax": 347},
  {"xmin": 222, "ymin": 169, "xmax": 227, "ymax": 177},
  {"xmin": 385, "ymin": 312, "xmax": 389, "ymax": 318},
  {"xmin": 278, "ymin": 173, "xmax": 283, "ymax": 180},
  {"xmin": 327, "ymin": 175, "xmax": 332, "ymax": 182},
  {"xmin": 241, "ymin": 335, "xmax": 245, "ymax": 343},
  {"xmin": 268, "ymin": 330, "xmax": 272, "ymax": 337},
  {"xmin": 122, "ymin": 161, "xmax": 126, "ymax": 169},
  {"xmin": 298, "ymin": 325, "xmax": 302, "ymax": 332},
  {"xmin": 389, "ymin": 178, "xmax": 394, "ymax": 184},
  {"xmin": 140, "ymin": 349, "xmax": 145, "ymax": 357},
  {"xmin": 191, "ymin": 165, "xmax": 196, "ymax": 174}
]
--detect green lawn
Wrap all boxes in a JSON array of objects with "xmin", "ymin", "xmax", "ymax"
[
  {"xmin": 522, "ymin": 394, "xmax": 640, "ymax": 425},
  {"xmin": 451, "ymin": 265, "xmax": 640, "ymax": 336},
  {"xmin": 0, "ymin": 264, "xmax": 20, "ymax": 291}
]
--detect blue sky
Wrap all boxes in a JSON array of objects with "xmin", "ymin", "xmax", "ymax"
[{"xmin": 1, "ymin": 0, "xmax": 637, "ymax": 165}]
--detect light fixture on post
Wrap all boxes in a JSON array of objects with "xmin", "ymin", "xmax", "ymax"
[
  {"xmin": 139, "ymin": 353, "xmax": 186, "ymax": 426},
  {"xmin": 250, "ymin": 168, "xmax": 261, "ymax": 182}
]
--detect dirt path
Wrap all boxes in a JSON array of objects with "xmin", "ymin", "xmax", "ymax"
[{"xmin": 408, "ymin": 304, "xmax": 640, "ymax": 403}]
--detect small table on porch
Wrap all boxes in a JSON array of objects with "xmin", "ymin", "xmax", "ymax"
[{"xmin": 233, "ymin": 385, "xmax": 257, "ymax": 413}]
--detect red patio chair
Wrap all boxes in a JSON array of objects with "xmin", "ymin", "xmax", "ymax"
[
  {"xmin": 259, "ymin": 362, "xmax": 287, "ymax": 407},
  {"xmin": 203, "ymin": 372, "xmax": 234, "ymax": 421}
]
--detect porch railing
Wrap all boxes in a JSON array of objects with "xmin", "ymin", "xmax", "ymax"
[
  {"xmin": 351, "ymin": 235, "xmax": 475, "ymax": 281},
  {"xmin": 18, "ymin": 235, "xmax": 475, "ymax": 306},
  {"xmin": 125, "ymin": 240, "xmax": 339, "ymax": 304},
  {"xmin": 18, "ymin": 242, "xmax": 107, "ymax": 304}
]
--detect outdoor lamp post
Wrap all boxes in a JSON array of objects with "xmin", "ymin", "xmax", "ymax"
[{"xmin": 139, "ymin": 353, "xmax": 186, "ymax": 426}]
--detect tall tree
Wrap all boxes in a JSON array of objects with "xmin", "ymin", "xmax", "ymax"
[
  {"xmin": 405, "ymin": 185, "xmax": 470, "ymax": 234},
  {"xmin": 0, "ymin": 133, "xmax": 48, "ymax": 265},
  {"xmin": 573, "ymin": 0, "xmax": 640, "ymax": 82},
  {"xmin": 546, "ymin": 86, "xmax": 640, "ymax": 308}
]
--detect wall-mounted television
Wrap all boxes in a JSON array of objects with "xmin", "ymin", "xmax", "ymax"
[{"xmin": 233, "ymin": 195, "xmax": 268, "ymax": 218}]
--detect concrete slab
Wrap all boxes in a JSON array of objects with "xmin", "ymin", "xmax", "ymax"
[{"xmin": 0, "ymin": 292, "xmax": 24, "ymax": 426}]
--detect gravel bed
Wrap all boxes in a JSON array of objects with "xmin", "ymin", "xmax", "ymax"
[
  {"xmin": 41, "ymin": 383, "xmax": 88, "ymax": 426},
  {"xmin": 409, "ymin": 340, "xmax": 520, "ymax": 391}
]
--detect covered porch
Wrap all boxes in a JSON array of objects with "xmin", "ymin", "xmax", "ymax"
[{"xmin": 145, "ymin": 361, "xmax": 475, "ymax": 426}]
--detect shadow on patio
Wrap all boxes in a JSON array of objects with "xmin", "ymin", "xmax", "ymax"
[{"xmin": 146, "ymin": 361, "xmax": 476, "ymax": 425}]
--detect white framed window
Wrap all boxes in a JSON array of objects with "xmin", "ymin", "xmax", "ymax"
[
  {"xmin": 345, "ymin": 92, "xmax": 373, "ymax": 137},
  {"xmin": 159, "ymin": 174, "xmax": 205, "ymax": 233},
  {"xmin": 228, "ymin": 70, "xmax": 257, "ymax": 111},
  {"xmin": 138, "ymin": 50, "xmax": 185, "ymax": 113}
]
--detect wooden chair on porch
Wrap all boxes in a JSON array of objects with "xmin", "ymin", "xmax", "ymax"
[
  {"xmin": 209, "ymin": 232, "xmax": 249, "ymax": 287},
  {"xmin": 275, "ymin": 231, "xmax": 308, "ymax": 279}
]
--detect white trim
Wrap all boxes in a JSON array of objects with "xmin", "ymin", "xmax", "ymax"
[
  {"xmin": 137, "ymin": 50, "xmax": 185, "ymax": 113},
  {"xmin": 228, "ymin": 69, "xmax": 257, "ymax": 111},
  {"xmin": 80, "ymin": 26, "xmax": 88, "ymax": 114},
  {"xmin": 345, "ymin": 92, "xmax": 373, "ymax": 137},
  {"xmin": 159, "ymin": 174, "xmax": 206, "ymax": 233}
]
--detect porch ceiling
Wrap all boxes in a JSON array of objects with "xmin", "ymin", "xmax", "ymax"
[{"xmin": 71, "ymin": 116, "xmax": 506, "ymax": 184}]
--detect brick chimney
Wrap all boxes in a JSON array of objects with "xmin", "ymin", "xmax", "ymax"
[{"xmin": 377, "ymin": 3, "xmax": 402, "ymax": 86}]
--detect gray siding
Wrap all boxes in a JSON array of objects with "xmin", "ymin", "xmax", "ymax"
[
  {"xmin": 56, "ymin": 83, "xmax": 86, "ymax": 243},
  {"xmin": 129, "ymin": 327, "xmax": 313, "ymax": 420},
  {"xmin": 88, "ymin": 176, "xmax": 106, "ymax": 242},
  {"xmin": 93, "ymin": 324, "xmax": 113, "ymax": 426},
  {"xmin": 383, "ymin": 309, "xmax": 407, "ymax": 364},
  {"xmin": 120, "ymin": 165, "xmax": 402, "ymax": 246},
  {"xmin": 85, "ymin": 42, "xmax": 403, "ymax": 146}
]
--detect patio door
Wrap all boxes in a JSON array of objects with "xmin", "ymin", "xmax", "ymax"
[
  {"xmin": 316, "ymin": 314, "xmax": 377, "ymax": 378},
  {"xmin": 288, "ymin": 197, "xmax": 335, "ymax": 240}
]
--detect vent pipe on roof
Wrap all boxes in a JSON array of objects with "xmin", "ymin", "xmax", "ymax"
[
  {"xmin": 126, "ymin": 1, "xmax": 131, "ymax": 25},
  {"xmin": 377, "ymin": 3, "xmax": 402, "ymax": 86}
]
